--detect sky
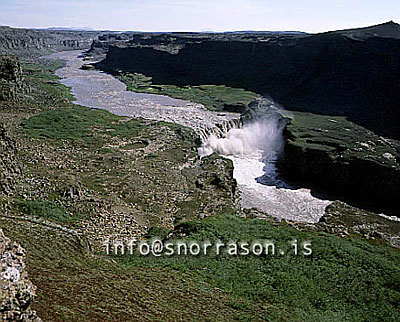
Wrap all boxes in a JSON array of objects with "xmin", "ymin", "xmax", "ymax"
[{"xmin": 0, "ymin": 0, "xmax": 399, "ymax": 33}]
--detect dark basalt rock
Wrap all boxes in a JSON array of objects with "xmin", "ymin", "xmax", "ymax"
[
  {"xmin": 277, "ymin": 112, "xmax": 400, "ymax": 215},
  {"xmin": 0, "ymin": 55, "xmax": 22, "ymax": 83},
  {"xmin": 241, "ymin": 98, "xmax": 290, "ymax": 128},
  {"xmin": 0, "ymin": 123, "xmax": 21, "ymax": 195},
  {"xmin": 80, "ymin": 64, "xmax": 95, "ymax": 70}
]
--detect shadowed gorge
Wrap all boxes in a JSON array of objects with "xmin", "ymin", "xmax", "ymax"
[{"xmin": 94, "ymin": 21, "xmax": 400, "ymax": 140}]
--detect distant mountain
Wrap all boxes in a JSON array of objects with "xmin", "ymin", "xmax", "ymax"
[
  {"xmin": 325, "ymin": 20, "xmax": 400, "ymax": 39},
  {"xmin": 44, "ymin": 27, "xmax": 95, "ymax": 31},
  {"xmin": 223, "ymin": 31, "xmax": 307, "ymax": 35}
]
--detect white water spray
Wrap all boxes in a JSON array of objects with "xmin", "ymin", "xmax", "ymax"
[
  {"xmin": 199, "ymin": 119, "xmax": 284, "ymax": 160},
  {"xmin": 199, "ymin": 113, "xmax": 332, "ymax": 223}
]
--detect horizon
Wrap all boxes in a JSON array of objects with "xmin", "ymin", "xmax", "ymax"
[
  {"xmin": 1, "ymin": 20, "xmax": 398, "ymax": 35},
  {"xmin": 1, "ymin": 0, "xmax": 400, "ymax": 33}
]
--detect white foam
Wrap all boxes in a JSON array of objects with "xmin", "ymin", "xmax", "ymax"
[
  {"xmin": 200, "ymin": 118, "xmax": 332, "ymax": 223},
  {"xmin": 199, "ymin": 120, "xmax": 283, "ymax": 159}
]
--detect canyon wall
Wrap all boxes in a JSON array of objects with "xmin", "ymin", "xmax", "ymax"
[
  {"xmin": 277, "ymin": 112, "xmax": 400, "ymax": 214},
  {"xmin": 0, "ymin": 26, "xmax": 100, "ymax": 59}
]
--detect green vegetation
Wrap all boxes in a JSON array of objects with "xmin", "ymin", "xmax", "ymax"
[
  {"xmin": 21, "ymin": 105, "xmax": 145, "ymax": 142},
  {"xmin": 13, "ymin": 199, "xmax": 73, "ymax": 222},
  {"xmin": 2, "ymin": 218, "xmax": 266, "ymax": 321},
  {"xmin": 20, "ymin": 61, "xmax": 148, "ymax": 144},
  {"xmin": 285, "ymin": 111, "xmax": 399, "ymax": 167},
  {"xmin": 117, "ymin": 214, "xmax": 400, "ymax": 321},
  {"xmin": 23, "ymin": 60, "xmax": 75, "ymax": 102},
  {"xmin": 118, "ymin": 72, "xmax": 259, "ymax": 112},
  {"xmin": 22, "ymin": 59, "xmax": 66, "ymax": 76},
  {"xmin": 145, "ymin": 226, "xmax": 171, "ymax": 239}
]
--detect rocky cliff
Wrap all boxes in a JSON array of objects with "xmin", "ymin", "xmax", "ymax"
[
  {"xmin": 0, "ymin": 26, "xmax": 100, "ymax": 59},
  {"xmin": 0, "ymin": 228, "xmax": 41, "ymax": 321},
  {"xmin": 94, "ymin": 21, "xmax": 400, "ymax": 140},
  {"xmin": 277, "ymin": 112, "xmax": 400, "ymax": 215},
  {"xmin": 88, "ymin": 31, "xmax": 305, "ymax": 57},
  {"xmin": 0, "ymin": 55, "xmax": 27, "ymax": 101}
]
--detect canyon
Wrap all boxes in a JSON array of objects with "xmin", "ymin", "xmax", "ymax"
[
  {"xmin": 93, "ymin": 21, "xmax": 400, "ymax": 141},
  {"xmin": 1, "ymin": 23, "xmax": 400, "ymax": 321}
]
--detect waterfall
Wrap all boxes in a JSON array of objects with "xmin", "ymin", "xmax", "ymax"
[
  {"xmin": 197, "ymin": 104, "xmax": 332, "ymax": 223},
  {"xmin": 197, "ymin": 118, "xmax": 242, "ymax": 143},
  {"xmin": 198, "ymin": 108, "xmax": 285, "ymax": 164}
]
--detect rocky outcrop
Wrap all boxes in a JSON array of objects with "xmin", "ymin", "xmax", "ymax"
[
  {"xmin": 0, "ymin": 124, "xmax": 21, "ymax": 195},
  {"xmin": 94, "ymin": 21, "xmax": 400, "ymax": 140},
  {"xmin": 196, "ymin": 153, "xmax": 236, "ymax": 198},
  {"xmin": 0, "ymin": 56, "xmax": 22, "ymax": 83},
  {"xmin": 88, "ymin": 35, "xmax": 130, "ymax": 58},
  {"xmin": 192, "ymin": 153, "xmax": 237, "ymax": 218},
  {"xmin": 241, "ymin": 98, "xmax": 290, "ymax": 127},
  {"xmin": 317, "ymin": 201, "xmax": 400, "ymax": 248},
  {"xmin": 0, "ymin": 228, "xmax": 41, "ymax": 321},
  {"xmin": 0, "ymin": 55, "xmax": 26, "ymax": 101}
]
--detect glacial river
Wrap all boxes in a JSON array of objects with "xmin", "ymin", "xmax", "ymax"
[{"xmin": 46, "ymin": 50, "xmax": 331, "ymax": 223}]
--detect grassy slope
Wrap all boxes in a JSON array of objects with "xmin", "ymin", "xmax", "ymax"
[
  {"xmin": 118, "ymin": 214, "xmax": 400, "ymax": 322},
  {"xmin": 2, "ymin": 218, "xmax": 263, "ymax": 322}
]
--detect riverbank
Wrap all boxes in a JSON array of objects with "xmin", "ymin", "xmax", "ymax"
[{"xmin": 48, "ymin": 50, "xmax": 240, "ymax": 131}]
